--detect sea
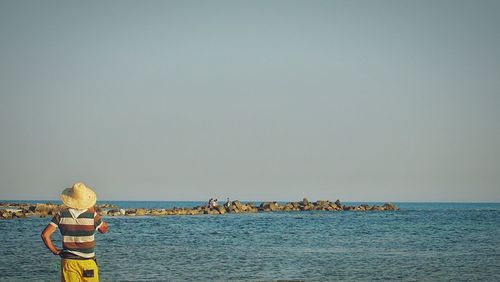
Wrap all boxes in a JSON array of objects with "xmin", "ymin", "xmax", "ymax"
[{"xmin": 1, "ymin": 201, "xmax": 499, "ymax": 281}]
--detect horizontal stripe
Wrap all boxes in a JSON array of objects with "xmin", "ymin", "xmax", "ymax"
[
  {"xmin": 64, "ymin": 246, "xmax": 95, "ymax": 254},
  {"xmin": 63, "ymin": 235, "xmax": 95, "ymax": 243},
  {"xmin": 63, "ymin": 241, "xmax": 95, "ymax": 249},
  {"xmin": 60, "ymin": 229, "xmax": 95, "ymax": 237},
  {"xmin": 59, "ymin": 217, "xmax": 94, "ymax": 225},
  {"xmin": 60, "ymin": 210, "xmax": 95, "ymax": 219},
  {"xmin": 59, "ymin": 210, "xmax": 71, "ymax": 218},
  {"xmin": 69, "ymin": 209, "xmax": 88, "ymax": 219},
  {"xmin": 59, "ymin": 224, "xmax": 96, "ymax": 232},
  {"xmin": 65, "ymin": 250, "xmax": 95, "ymax": 258},
  {"xmin": 76, "ymin": 212, "xmax": 94, "ymax": 219}
]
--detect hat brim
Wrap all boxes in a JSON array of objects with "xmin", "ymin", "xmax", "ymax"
[{"xmin": 60, "ymin": 187, "xmax": 96, "ymax": 209}]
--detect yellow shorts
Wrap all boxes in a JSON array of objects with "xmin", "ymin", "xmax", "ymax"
[{"xmin": 61, "ymin": 258, "xmax": 99, "ymax": 282}]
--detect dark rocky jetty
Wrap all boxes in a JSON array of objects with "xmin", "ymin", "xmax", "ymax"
[
  {"xmin": 0, "ymin": 202, "xmax": 118, "ymax": 219},
  {"xmin": 1, "ymin": 199, "xmax": 399, "ymax": 219}
]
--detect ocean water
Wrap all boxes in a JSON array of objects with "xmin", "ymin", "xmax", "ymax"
[{"xmin": 1, "ymin": 202, "xmax": 499, "ymax": 281}]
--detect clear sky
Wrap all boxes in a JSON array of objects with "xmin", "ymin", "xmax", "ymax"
[{"xmin": 1, "ymin": 0, "xmax": 499, "ymax": 202}]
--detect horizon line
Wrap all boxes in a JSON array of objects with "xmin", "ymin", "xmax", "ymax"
[{"xmin": 1, "ymin": 199, "xmax": 500, "ymax": 204}]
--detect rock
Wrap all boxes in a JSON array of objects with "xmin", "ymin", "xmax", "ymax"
[
  {"xmin": 247, "ymin": 207, "xmax": 259, "ymax": 213},
  {"xmin": 150, "ymin": 210, "xmax": 162, "ymax": 216},
  {"xmin": 176, "ymin": 209, "xmax": 189, "ymax": 215},
  {"xmin": 215, "ymin": 206, "xmax": 225, "ymax": 214},
  {"xmin": 383, "ymin": 203, "xmax": 399, "ymax": 211},
  {"xmin": 325, "ymin": 205, "xmax": 335, "ymax": 211},
  {"xmin": 107, "ymin": 209, "xmax": 123, "ymax": 216},
  {"xmin": 35, "ymin": 203, "xmax": 60, "ymax": 217},
  {"xmin": 260, "ymin": 202, "xmax": 279, "ymax": 212},
  {"xmin": 1, "ymin": 210, "xmax": 12, "ymax": 219},
  {"xmin": 208, "ymin": 209, "xmax": 219, "ymax": 215},
  {"xmin": 300, "ymin": 204, "xmax": 314, "ymax": 211},
  {"xmin": 229, "ymin": 201, "xmax": 250, "ymax": 213},
  {"xmin": 334, "ymin": 199, "xmax": 342, "ymax": 207},
  {"xmin": 360, "ymin": 204, "xmax": 370, "ymax": 210},
  {"xmin": 23, "ymin": 209, "xmax": 34, "ymax": 216},
  {"xmin": 232, "ymin": 200, "xmax": 244, "ymax": 210},
  {"xmin": 0, "ymin": 199, "xmax": 398, "ymax": 219},
  {"xmin": 125, "ymin": 209, "xmax": 136, "ymax": 215},
  {"xmin": 283, "ymin": 203, "xmax": 296, "ymax": 211},
  {"xmin": 316, "ymin": 200, "xmax": 329, "ymax": 208},
  {"xmin": 37, "ymin": 211, "xmax": 49, "ymax": 217},
  {"xmin": 315, "ymin": 200, "xmax": 331, "ymax": 211},
  {"xmin": 187, "ymin": 209, "xmax": 200, "ymax": 215},
  {"xmin": 135, "ymin": 209, "xmax": 147, "ymax": 216},
  {"xmin": 97, "ymin": 203, "xmax": 118, "ymax": 209},
  {"xmin": 13, "ymin": 211, "xmax": 26, "ymax": 218}
]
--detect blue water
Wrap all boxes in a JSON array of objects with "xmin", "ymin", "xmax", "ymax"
[{"xmin": 1, "ymin": 202, "xmax": 499, "ymax": 281}]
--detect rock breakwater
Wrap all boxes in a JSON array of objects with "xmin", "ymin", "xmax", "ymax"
[
  {"xmin": 1, "ymin": 199, "xmax": 398, "ymax": 220},
  {"xmin": 0, "ymin": 202, "xmax": 117, "ymax": 220}
]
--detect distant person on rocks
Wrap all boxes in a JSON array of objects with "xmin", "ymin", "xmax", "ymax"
[
  {"xmin": 208, "ymin": 198, "xmax": 213, "ymax": 209},
  {"xmin": 213, "ymin": 198, "xmax": 219, "ymax": 207},
  {"xmin": 225, "ymin": 197, "xmax": 230, "ymax": 209},
  {"xmin": 41, "ymin": 182, "xmax": 108, "ymax": 282}
]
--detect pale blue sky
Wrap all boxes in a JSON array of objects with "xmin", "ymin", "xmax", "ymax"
[{"xmin": 1, "ymin": 0, "xmax": 499, "ymax": 201}]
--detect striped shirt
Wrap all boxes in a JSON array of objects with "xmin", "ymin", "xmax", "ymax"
[{"xmin": 50, "ymin": 207, "xmax": 104, "ymax": 258}]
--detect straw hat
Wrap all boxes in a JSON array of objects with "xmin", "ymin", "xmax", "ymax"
[{"xmin": 60, "ymin": 182, "xmax": 96, "ymax": 209}]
